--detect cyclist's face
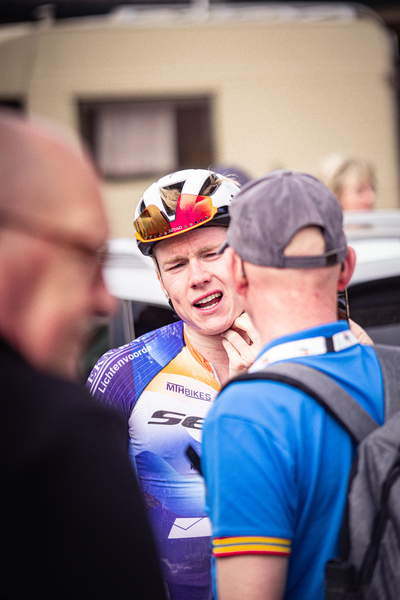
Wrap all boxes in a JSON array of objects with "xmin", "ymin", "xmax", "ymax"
[{"xmin": 154, "ymin": 227, "xmax": 244, "ymax": 337}]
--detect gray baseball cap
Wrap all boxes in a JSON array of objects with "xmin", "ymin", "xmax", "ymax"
[{"xmin": 218, "ymin": 169, "xmax": 348, "ymax": 268}]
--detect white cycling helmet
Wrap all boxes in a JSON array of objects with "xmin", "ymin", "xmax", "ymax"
[{"xmin": 133, "ymin": 168, "xmax": 240, "ymax": 255}]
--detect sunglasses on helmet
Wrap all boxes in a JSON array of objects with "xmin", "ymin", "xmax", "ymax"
[{"xmin": 133, "ymin": 193, "xmax": 218, "ymax": 244}]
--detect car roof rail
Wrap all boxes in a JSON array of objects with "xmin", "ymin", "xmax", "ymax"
[{"xmin": 344, "ymin": 209, "xmax": 400, "ymax": 239}]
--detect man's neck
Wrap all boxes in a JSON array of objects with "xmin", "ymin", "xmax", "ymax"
[
  {"xmin": 251, "ymin": 291, "xmax": 338, "ymax": 350},
  {"xmin": 244, "ymin": 258, "xmax": 342, "ymax": 349},
  {"xmin": 183, "ymin": 324, "xmax": 231, "ymax": 386},
  {"xmin": 258, "ymin": 316, "xmax": 338, "ymax": 349}
]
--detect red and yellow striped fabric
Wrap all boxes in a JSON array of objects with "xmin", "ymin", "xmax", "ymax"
[{"xmin": 212, "ymin": 536, "xmax": 291, "ymax": 557}]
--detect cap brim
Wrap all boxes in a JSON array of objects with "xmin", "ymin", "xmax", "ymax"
[{"xmin": 216, "ymin": 240, "xmax": 229, "ymax": 255}]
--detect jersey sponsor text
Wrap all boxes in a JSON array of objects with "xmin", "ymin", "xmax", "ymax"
[{"xmin": 166, "ymin": 381, "xmax": 212, "ymax": 401}]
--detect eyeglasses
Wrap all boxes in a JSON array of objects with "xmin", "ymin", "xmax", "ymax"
[
  {"xmin": 0, "ymin": 209, "xmax": 109, "ymax": 282},
  {"xmin": 133, "ymin": 193, "xmax": 218, "ymax": 244}
]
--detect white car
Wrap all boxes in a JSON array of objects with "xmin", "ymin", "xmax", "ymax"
[
  {"xmin": 344, "ymin": 210, "xmax": 400, "ymax": 347},
  {"xmin": 82, "ymin": 211, "xmax": 400, "ymax": 379}
]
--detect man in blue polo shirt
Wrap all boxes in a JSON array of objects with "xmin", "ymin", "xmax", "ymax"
[{"xmin": 202, "ymin": 170, "xmax": 384, "ymax": 600}]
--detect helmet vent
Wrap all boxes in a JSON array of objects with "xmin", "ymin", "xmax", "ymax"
[
  {"xmin": 160, "ymin": 182, "xmax": 184, "ymax": 216},
  {"xmin": 200, "ymin": 175, "xmax": 219, "ymax": 197}
]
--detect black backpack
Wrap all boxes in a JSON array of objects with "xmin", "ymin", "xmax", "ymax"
[{"xmin": 221, "ymin": 345, "xmax": 400, "ymax": 600}]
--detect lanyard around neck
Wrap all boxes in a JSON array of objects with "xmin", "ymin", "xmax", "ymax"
[{"xmin": 249, "ymin": 329, "xmax": 360, "ymax": 373}]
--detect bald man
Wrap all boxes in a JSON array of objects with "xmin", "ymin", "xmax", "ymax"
[
  {"xmin": 202, "ymin": 170, "xmax": 387, "ymax": 600},
  {"xmin": 0, "ymin": 111, "xmax": 167, "ymax": 599}
]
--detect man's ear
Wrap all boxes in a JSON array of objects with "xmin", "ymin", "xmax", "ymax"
[
  {"xmin": 225, "ymin": 248, "xmax": 249, "ymax": 296},
  {"xmin": 338, "ymin": 246, "xmax": 356, "ymax": 290}
]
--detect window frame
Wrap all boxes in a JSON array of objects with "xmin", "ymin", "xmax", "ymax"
[{"xmin": 78, "ymin": 95, "xmax": 214, "ymax": 180}]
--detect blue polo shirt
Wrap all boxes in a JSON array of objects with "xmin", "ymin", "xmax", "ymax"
[{"xmin": 202, "ymin": 321, "xmax": 384, "ymax": 600}]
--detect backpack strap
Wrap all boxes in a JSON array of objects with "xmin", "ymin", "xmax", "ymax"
[
  {"xmin": 226, "ymin": 361, "xmax": 379, "ymax": 444},
  {"xmin": 374, "ymin": 345, "xmax": 400, "ymax": 419}
]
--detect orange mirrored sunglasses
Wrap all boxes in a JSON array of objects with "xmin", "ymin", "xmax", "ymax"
[{"xmin": 133, "ymin": 194, "xmax": 218, "ymax": 244}]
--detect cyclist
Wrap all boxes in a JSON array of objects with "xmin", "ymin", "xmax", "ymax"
[{"xmin": 87, "ymin": 169, "xmax": 260, "ymax": 600}]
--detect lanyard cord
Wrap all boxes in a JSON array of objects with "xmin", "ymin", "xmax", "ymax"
[{"xmin": 250, "ymin": 329, "xmax": 360, "ymax": 372}]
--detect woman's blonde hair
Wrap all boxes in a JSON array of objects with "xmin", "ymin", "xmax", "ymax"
[{"xmin": 319, "ymin": 154, "xmax": 376, "ymax": 200}]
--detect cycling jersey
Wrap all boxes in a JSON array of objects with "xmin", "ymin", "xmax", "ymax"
[{"xmin": 87, "ymin": 320, "xmax": 219, "ymax": 600}]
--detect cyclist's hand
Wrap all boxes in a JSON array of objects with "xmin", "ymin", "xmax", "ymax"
[
  {"xmin": 221, "ymin": 312, "xmax": 261, "ymax": 379},
  {"xmin": 349, "ymin": 318, "xmax": 374, "ymax": 346}
]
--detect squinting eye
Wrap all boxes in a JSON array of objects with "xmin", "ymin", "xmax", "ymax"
[{"xmin": 168, "ymin": 262, "xmax": 184, "ymax": 271}]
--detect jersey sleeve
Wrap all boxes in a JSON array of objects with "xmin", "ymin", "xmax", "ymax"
[{"xmin": 86, "ymin": 321, "xmax": 185, "ymax": 420}]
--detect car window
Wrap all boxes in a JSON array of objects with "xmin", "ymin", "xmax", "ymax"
[{"xmin": 348, "ymin": 275, "xmax": 400, "ymax": 347}]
